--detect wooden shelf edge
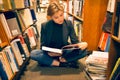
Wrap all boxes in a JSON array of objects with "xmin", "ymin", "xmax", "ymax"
[
  {"xmin": 0, "ymin": 7, "xmax": 31, "ymax": 12},
  {"xmin": 0, "ymin": 42, "xmax": 8, "ymax": 48},
  {"xmin": 111, "ymin": 35, "xmax": 120, "ymax": 43},
  {"xmin": 67, "ymin": 12, "xmax": 83, "ymax": 22},
  {"xmin": 12, "ymin": 57, "xmax": 30, "ymax": 80}
]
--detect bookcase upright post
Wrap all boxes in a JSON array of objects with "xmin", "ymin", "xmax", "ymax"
[{"xmin": 106, "ymin": 0, "xmax": 120, "ymax": 79}]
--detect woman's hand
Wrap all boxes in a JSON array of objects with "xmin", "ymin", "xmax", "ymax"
[
  {"xmin": 48, "ymin": 52, "xmax": 62, "ymax": 57},
  {"xmin": 76, "ymin": 42, "xmax": 88, "ymax": 50}
]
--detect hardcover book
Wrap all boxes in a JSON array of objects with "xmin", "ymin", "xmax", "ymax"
[{"xmin": 42, "ymin": 44, "xmax": 80, "ymax": 55}]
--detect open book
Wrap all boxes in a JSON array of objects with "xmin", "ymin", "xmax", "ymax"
[{"xmin": 42, "ymin": 44, "xmax": 80, "ymax": 55}]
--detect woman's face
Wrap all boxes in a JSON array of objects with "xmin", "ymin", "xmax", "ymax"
[{"xmin": 51, "ymin": 10, "xmax": 64, "ymax": 24}]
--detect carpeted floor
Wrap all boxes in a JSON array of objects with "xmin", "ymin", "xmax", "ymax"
[{"xmin": 20, "ymin": 58, "xmax": 88, "ymax": 80}]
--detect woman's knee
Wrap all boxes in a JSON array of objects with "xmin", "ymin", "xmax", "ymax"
[{"xmin": 30, "ymin": 49, "xmax": 43, "ymax": 59}]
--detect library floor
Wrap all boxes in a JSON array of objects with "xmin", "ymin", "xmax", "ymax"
[{"xmin": 20, "ymin": 11, "xmax": 88, "ymax": 80}]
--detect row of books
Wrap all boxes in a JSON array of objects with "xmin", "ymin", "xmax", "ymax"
[
  {"xmin": 67, "ymin": 16, "xmax": 83, "ymax": 41},
  {"xmin": 0, "ymin": 8, "xmax": 36, "ymax": 41},
  {"xmin": 0, "ymin": 25, "xmax": 39, "ymax": 80},
  {"xmin": 68, "ymin": 0, "xmax": 84, "ymax": 17},
  {"xmin": 98, "ymin": 32, "xmax": 111, "ymax": 52},
  {"xmin": 0, "ymin": 0, "xmax": 33, "ymax": 10},
  {"xmin": 85, "ymin": 51, "xmax": 108, "ymax": 80},
  {"xmin": 0, "ymin": 1, "xmax": 39, "ymax": 79},
  {"xmin": 74, "ymin": 19, "xmax": 83, "ymax": 41},
  {"xmin": 0, "ymin": 37, "xmax": 30, "ymax": 80}
]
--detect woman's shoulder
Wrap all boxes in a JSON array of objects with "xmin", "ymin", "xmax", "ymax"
[
  {"xmin": 41, "ymin": 20, "xmax": 53, "ymax": 27},
  {"xmin": 64, "ymin": 19, "xmax": 72, "ymax": 25},
  {"xmin": 64, "ymin": 19, "xmax": 73, "ymax": 29}
]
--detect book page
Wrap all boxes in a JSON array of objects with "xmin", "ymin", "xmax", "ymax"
[{"xmin": 42, "ymin": 46, "xmax": 62, "ymax": 54}]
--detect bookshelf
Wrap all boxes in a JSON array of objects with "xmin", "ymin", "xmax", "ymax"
[
  {"xmin": 82, "ymin": 0, "xmax": 109, "ymax": 50},
  {"xmin": 63, "ymin": 0, "xmax": 84, "ymax": 41},
  {"xmin": 106, "ymin": 0, "xmax": 120, "ymax": 79},
  {"xmin": 64, "ymin": 0, "xmax": 109, "ymax": 50},
  {"xmin": 0, "ymin": 0, "xmax": 39, "ymax": 80}
]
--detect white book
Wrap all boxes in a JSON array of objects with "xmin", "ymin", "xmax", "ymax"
[
  {"xmin": 42, "ymin": 46, "xmax": 62, "ymax": 54},
  {"xmin": 10, "ymin": 39, "xmax": 23, "ymax": 66},
  {"xmin": 107, "ymin": 0, "xmax": 115, "ymax": 13},
  {"xmin": 0, "ymin": 52, "xmax": 13, "ymax": 80},
  {"xmin": 4, "ymin": 46, "xmax": 19, "ymax": 73},
  {"xmin": 0, "ymin": 54, "xmax": 9, "ymax": 79},
  {"xmin": 42, "ymin": 44, "xmax": 80, "ymax": 55},
  {"xmin": 0, "ymin": 14, "xmax": 12, "ymax": 39},
  {"xmin": 18, "ymin": 8, "xmax": 33, "ymax": 28}
]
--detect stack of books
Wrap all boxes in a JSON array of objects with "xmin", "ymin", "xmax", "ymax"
[{"xmin": 85, "ymin": 51, "xmax": 108, "ymax": 80}]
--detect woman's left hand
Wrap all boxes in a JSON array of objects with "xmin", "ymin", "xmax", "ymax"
[{"xmin": 77, "ymin": 42, "xmax": 88, "ymax": 50}]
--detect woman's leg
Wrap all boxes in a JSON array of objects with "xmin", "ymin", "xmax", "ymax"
[
  {"xmin": 62, "ymin": 49, "xmax": 87, "ymax": 62},
  {"xmin": 30, "ymin": 49, "xmax": 60, "ymax": 66}
]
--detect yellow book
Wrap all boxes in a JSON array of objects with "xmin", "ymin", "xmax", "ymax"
[
  {"xmin": 0, "ymin": 52, "xmax": 13, "ymax": 80},
  {"xmin": 14, "ymin": 0, "xmax": 25, "ymax": 9},
  {"xmin": 109, "ymin": 58, "xmax": 120, "ymax": 80},
  {"xmin": 3, "ymin": 0, "xmax": 12, "ymax": 10}
]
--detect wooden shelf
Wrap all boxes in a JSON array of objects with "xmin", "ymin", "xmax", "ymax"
[
  {"xmin": 0, "ymin": 42, "xmax": 8, "ymax": 48},
  {"xmin": 67, "ymin": 12, "xmax": 83, "ymax": 22},
  {"xmin": 0, "ymin": 7, "xmax": 31, "ymax": 12},
  {"xmin": 13, "ymin": 58, "xmax": 30, "ymax": 80},
  {"xmin": 111, "ymin": 35, "xmax": 120, "ymax": 43}
]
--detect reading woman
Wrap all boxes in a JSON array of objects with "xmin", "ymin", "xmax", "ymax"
[{"xmin": 30, "ymin": 3, "xmax": 88, "ymax": 68}]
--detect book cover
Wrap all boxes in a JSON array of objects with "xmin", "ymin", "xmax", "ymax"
[
  {"xmin": 110, "ymin": 58, "xmax": 120, "ymax": 80},
  {"xmin": 98, "ymin": 32, "xmax": 110, "ymax": 51},
  {"xmin": 4, "ymin": 11, "xmax": 22, "ymax": 37},
  {"xmin": 104, "ymin": 34, "xmax": 110, "ymax": 52},
  {"xmin": 17, "ymin": 11, "xmax": 26, "ymax": 32},
  {"xmin": 6, "ymin": 17, "xmax": 21, "ymax": 37},
  {"xmin": 0, "ymin": 52, "xmax": 13, "ymax": 80},
  {"xmin": 0, "ymin": 0, "xmax": 4, "ymax": 10},
  {"xmin": 2, "ymin": 0, "xmax": 12, "ymax": 10},
  {"xmin": 10, "ymin": 39, "xmax": 23, "ymax": 66},
  {"xmin": 13, "ymin": 0, "xmax": 25, "ymax": 9},
  {"xmin": 0, "ymin": 13, "xmax": 12, "ymax": 39},
  {"xmin": 30, "ymin": 9, "xmax": 37, "ymax": 22},
  {"xmin": 0, "ymin": 60, "xmax": 8, "ymax": 80},
  {"xmin": 18, "ymin": 34, "xmax": 30, "ymax": 57},
  {"xmin": 0, "ymin": 20, "xmax": 9, "ymax": 47},
  {"xmin": 23, "ymin": 33, "xmax": 32, "ymax": 52},
  {"xmin": 16, "ymin": 40, "xmax": 26, "ymax": 61},
  {"xmin": 26, "ymin": 27, "xmax": 37, "ymax": 48},
  {"xmin": 4, "ymin": 46, "xmax": 19, "ymax": 73},
  {"xmin": 42, "ymin": 46, "xmax": 62, "ymax": 54},
  {"xmin": 31, "ymin": 25, "xmax": 39, "ymax": 38},
  {"xmin": 42, "ymin": 44, "xmax": 80, "ymax": 55},
  {"xmin": 18, "ymin": 8, "xmax": 33, "ymax": 28}
]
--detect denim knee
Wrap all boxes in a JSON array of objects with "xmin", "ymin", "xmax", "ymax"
[
  {"xmin": 30, "ymin": 49, "xmax": 43, "ymax": 60},
  {"xmin": 30, "ymin": 49, "xmax": 53, "ymax": 66}
]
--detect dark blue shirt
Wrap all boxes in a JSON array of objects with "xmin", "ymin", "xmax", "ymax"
[{"xmin": 49, "ymin": 21, "xmax": 64, "ymax": 49}]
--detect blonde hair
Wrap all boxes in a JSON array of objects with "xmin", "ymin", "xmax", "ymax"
[
  {"xmin": 49, "ymin": 0, "xmax": 59, "ymax": 4},
  {"xmin": 47, "ymin": 3, "xmax": 64, "ymax": 17}
]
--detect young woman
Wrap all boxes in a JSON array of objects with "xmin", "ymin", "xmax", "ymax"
[{"xmin": 30, "ymin": 3, "xmax": 88, "ymax": 68}]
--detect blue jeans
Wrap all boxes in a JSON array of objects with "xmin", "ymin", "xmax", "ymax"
[{"xmin": 30, "ymin": 49, "xmax": 87, "ymax": 66}]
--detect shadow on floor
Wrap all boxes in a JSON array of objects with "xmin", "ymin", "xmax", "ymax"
[{"xmin": 27, "ymin": 60, "xmax": 84, "ymax": 76}]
